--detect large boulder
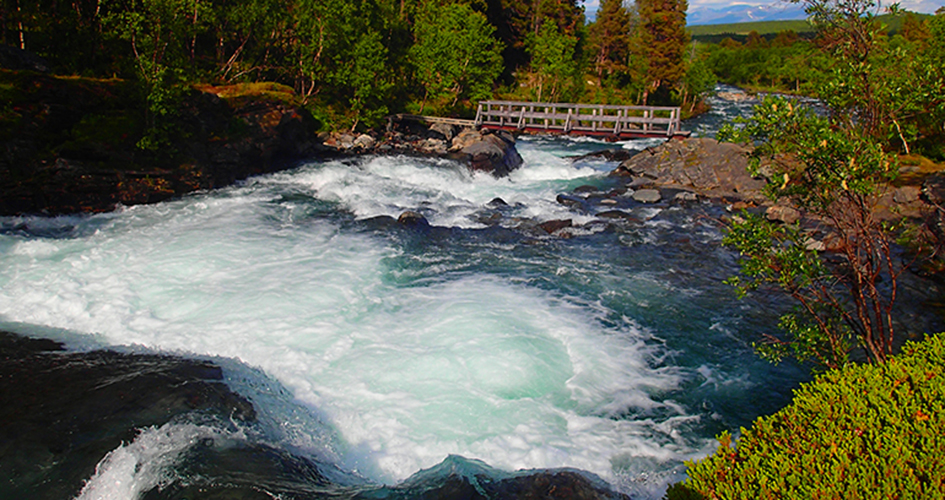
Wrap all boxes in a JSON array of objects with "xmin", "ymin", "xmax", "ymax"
[
  {"xmin": 451, "ymin": 129, "xmax": 523, "ymax": 177},
  {"xmin": 611, "ymin": 137, "xmax": 767, "ymax": 201}
]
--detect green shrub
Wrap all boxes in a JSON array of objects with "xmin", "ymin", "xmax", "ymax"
[{"xmin": 667, "ymin": 333, "xmax": 945, "ymax": 500}]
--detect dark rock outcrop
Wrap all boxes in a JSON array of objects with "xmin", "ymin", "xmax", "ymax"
[
  {"xmin": 0, "ymin": 74, "xmax": 327, "ymax": 215},
  {"xmin": 0, "ymin": 45, "xmax": 51, "ymax": 72},
  {"xmin": 0, "ymin": 331, "xmax": 255, "ymax": 499}
]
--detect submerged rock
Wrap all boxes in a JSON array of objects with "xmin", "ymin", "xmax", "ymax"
[{"xmin": 539, "ymin": 219, "xmax": 573, "ymax": 234}]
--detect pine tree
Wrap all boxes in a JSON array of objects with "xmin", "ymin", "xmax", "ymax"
[
  {"xmin": 588, "ymin": 0, "xmax": 631, "ymax": 85},
  {"xmin": 636, "ymin": 0, "xmax": 688, "ymax": 104}
]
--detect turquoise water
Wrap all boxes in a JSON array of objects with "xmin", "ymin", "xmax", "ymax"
[{"xmin": 0, "ymin": 93, "xmax": 815, "ymax": 499}]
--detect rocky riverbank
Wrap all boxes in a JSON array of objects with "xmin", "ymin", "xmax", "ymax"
[
  {"xmin": 0, "ymin": 70, "xmax": 520, "ymax": 216},
  {"xmin": 0, "ymin": 330, "xmax": 630, "ymax": 499}
]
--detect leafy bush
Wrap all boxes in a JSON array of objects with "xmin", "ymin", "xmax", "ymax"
[{"xmin": 667, "ymin": 332, "xmax": 945, "ymax": 500}]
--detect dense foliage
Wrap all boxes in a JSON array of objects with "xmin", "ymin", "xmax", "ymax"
[
  {"xmin": 666, "ymin": 332, "xmax": 945, "ymax": 499},
  {"xmin": 701, "ymin": 9, "xmax": 944, "ymax": 159},
  {"xmin": 1, "ymin": 0, "xmax": 711, "ymax": 131},
  {"xmin": 719, "ymin": 1, "xmax": 944, "ymax": 371}
]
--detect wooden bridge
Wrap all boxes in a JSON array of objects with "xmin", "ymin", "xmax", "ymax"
[
  {"xmin": 390, "ymin": 100, "xmax": 689, "ymax": 140},
  {"xmin": 474, "ymin": 100, "xmax": 689, "ymax": 139}
]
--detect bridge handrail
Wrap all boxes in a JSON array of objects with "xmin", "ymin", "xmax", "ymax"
[{"xmin": 478, "ymin": 100, "xmax": 680, "ymax": 113}]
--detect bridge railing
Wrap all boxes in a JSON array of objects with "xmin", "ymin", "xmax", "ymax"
[{"xmin": 475, "ymin": 100, "xmax": 684, "ymax": 137}]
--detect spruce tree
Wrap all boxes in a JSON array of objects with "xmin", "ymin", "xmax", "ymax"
[
  {"xmin": 636, "ymin": 0, "xmax": 688, "ymax": 104},
  {"xmin": 588, "ymin": 0, "xmax": 631, "ymax": 85}
]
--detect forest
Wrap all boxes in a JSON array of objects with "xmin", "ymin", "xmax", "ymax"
[
  {"xmin": 0, "ymin": 0, "xmax": 701, "ymax": 132},
  {"xmin": 2, "ymin": 0, "xmax": 943, "ymax": 155}
]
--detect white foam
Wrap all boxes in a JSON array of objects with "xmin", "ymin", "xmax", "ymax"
[
  {"xmin": 76, "ymin": 422, "xmax": 228, "ymax": 500},
  {"xmin": 0, "ymin": 153, "xmax": 711, "ymax": 499}
]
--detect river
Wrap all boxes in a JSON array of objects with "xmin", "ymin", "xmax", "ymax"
[{"xmin": 0, "ymin": 88, "xmax": 916, "ymax": 499}]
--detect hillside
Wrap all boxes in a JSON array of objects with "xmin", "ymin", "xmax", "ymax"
[{"xmin": 688, "ymin": 12, "xmax": 932, "ymax": 40}]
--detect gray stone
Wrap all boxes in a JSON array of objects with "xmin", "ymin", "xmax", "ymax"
[
  {"xmin": 804, "ymin": 237, "xmax": 826, "ymax": 251},
  {"xmin": 430, "ymin": 123, "xmax": 457, "ymax": 142},
  {"xmin": 611, "ymin": 137, "xmax": 767, "ymax": 201},
  {"xmin": 453, "ymin": 130, "xmax": 523, "ymax": 177},
  {"xmin": 354, "ymin": 134, "xmax": 376, "ymax": 149},
  {"xmin": 632, "ymin": 189, "xmax": 662, "ymax": 203},
  {"xmin": 674, "ymin": 191, "xmax": 698, "ymax": 202},
  {"xmin": 766, "ymin": 205, "xmax": 801, "ymax": 224},
  {"xmin": 893, "ymin": 186, "xmax": 920, "ymax": 204}
]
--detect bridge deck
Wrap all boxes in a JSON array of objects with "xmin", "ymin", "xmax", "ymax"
[
  {"xmin": 475, "ymin": 100, "xmax": 689, "ymax": 139},
  {"xmin": 390, "ymin": 101, "xmax": 690, "ymax": 140}
]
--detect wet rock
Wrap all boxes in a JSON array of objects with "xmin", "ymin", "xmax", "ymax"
[
  {"xmin": 599, "ymin": 198, "xmax": 618, "ymax": 205},
  {"xmin": 363, "ymin": 455, "xmax": 631, "ymax": 500},
  {"xmin": 596, "ymin": 210, "xmax": 639, "ymax": 223},
  {"xmin": 0, "ymin": 331, "xmax": 256, "ymax": 499},
  {"xmin": 556, "ymin": 194, "xmax": 583, "ymax": 208},
  {"xmin": 570, "ymin": 149, "xmax": 634, "ymax": 163},
  {"xmin": 487, "ymin": 197, "xmax": 509, "ymax": 208},
  {"xmin": 574, "ymin": 185, "xmax": 600, "ymax": 194},
  {"xmin": 360, "ymin": 215, "xmax": 398, "ymax": 230},
  {"xmin": 632, "ymin": 189, "xmax": 662, "ymax": 203},
  {"xmin": 611, "ymin": 137, "xmax": 767, "ymax": 201},
  {"xmin": 766, "ymin": 205, "xmax": 801, "ymax": 224},
  {"xmin": 674, "ymin": 191, "xmax": 698, "ymax": 202},
  {"xmin": 398, "ymin": 211, "xmax": 430, "ymax": 227},
  {"xmin": 539, "ymin": 219, "xmax": 572, "ymax": 234},
  {"xmin": 451, "ymin": 129, "xmax": 523, "ymax": 177}
]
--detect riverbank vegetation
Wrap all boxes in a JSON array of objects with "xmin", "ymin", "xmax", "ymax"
[
  {"xmin": 672, "ymin": 3, "xmax": 945, "ymax": 495},
  {"xmin": 720, "ymin": 0, "xmax": 944, "ymax": 371},
  {"xmin": 666, "ymin": 332, "xmax": 945, "ymax": 499},
  {"xmin": 1, "ymin": 0, "xmax": 704, "ymax": 136}
]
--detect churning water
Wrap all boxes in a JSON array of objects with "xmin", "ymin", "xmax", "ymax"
[{"xmin": 1, "ymin": 88, "xmax": 821, "ymax": 499}]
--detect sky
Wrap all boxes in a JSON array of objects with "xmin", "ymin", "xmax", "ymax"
[{"xmin": 581, "ymin": 0, "xmax": 944, "ymax": 23}]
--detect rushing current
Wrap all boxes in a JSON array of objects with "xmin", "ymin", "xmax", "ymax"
[{"xmin": 1, "ymin": 88, "xmax": 816, "ymax": 499}]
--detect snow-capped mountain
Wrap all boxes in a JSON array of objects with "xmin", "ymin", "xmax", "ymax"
[{"xmin": 687, "ymin": 3, "xmax": 808, "ymax": 26}]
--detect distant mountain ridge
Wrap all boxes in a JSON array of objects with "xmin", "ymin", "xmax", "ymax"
[
  {"xmin": 687, "ymin": 12, "xmax": 932, "ymax": 37},
  {"xmin": 688, "ymin": 3, "xmax": 808, "ymax": 26}
]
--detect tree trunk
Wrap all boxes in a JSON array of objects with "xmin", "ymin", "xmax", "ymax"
[{"xmin": 16, "ymin": 0, "xmax": 25, "ymax": 49}]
